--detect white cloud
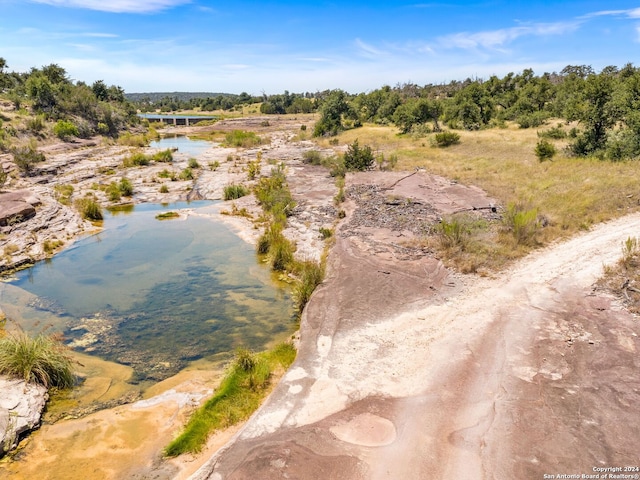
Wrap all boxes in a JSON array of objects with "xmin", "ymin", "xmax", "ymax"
[
  {"xmin": 584, "ymin": 8, "xmax": 640, "ymax": 19},
  {"xmin": 354, "ymin": 38, "xmax": 387, "ymax": 58},
  {"xmin": 29, "ymin": 0, "xmax": 190, "ymax": 13},
  {"xmin": 437, "ymin": 21, "xmax": 579, "ymax": 51}
]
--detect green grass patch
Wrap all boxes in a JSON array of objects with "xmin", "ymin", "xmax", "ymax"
[
  {"xmin": 155, "ymin": 211, "xmax": 180, "ymax": 220},
  {"xmin": 223, "ymin": 183, "xmax": 248, "ymax": 200},
  {"xmin": 74, "ymin": 197, "xmax": 103, "ymax": 221},
  {"xmin": 292, "ymin": 260, "xmax": 325, "ymax": 316},
  {"xmin": 0, "ymin": 332, "xmax": 75, "ymax": 388},
  {"xmin": 152, "ymin": 149, "xmax": 174, "ymax": 163},
  {"xmin": 53, "ymin": 184, "xmax": 74, "ymax": 205},
  {"xmin": 164, "ymin": 343, "xmax": 296, "ymax": 456},
  {"xmin": 223, "ymin": 130, "xmax": 263, "ymax": 148},
  {"xmin": 122, "ymin": 151, "xmax": 150, "ymax": 168}
]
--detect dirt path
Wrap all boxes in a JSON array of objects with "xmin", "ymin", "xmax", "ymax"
[{"xmin": 192, "ymin": 210, "xmax": 640, "ymax": 479}]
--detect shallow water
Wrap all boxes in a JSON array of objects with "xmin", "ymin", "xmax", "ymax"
[
  {"xmin": 3, "ymin": 201, "xmax": 293, "ymax": 383},
  {"xmin": 149, "ymin": 135, "xmax": 213, "ymax": 157}
]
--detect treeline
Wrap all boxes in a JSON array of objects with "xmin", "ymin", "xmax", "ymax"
[
  {"xmin": 130, "ymin": 90, "xmax": 317, "ymax": 114},
  {"xmin": 310, "ymin": 63, "xmax": 640, "ymax": 160},
  {"xmin": 0, "ymin": 58, "xmax": 138, "ymax": 142}
]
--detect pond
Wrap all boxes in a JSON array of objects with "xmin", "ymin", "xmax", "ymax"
[{"xmin": 1, "ymin": 201, "xmax": 293, "ymax": 384}]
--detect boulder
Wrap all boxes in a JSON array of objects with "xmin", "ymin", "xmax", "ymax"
[
  {"xmin": 0, "ymin": 190, "xmax": 40, "ymax": 226},
  {"xmin": 0, "ymin": 377, "xmax": 48, "ymax": 457}
]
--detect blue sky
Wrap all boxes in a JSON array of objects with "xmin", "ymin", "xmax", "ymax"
[{"xmin": 1, "ymin": 0, "xmax": 640, "ymax": 94}]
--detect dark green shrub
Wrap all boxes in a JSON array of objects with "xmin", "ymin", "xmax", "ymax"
[
  {"xmin": 534, "ymin": 140, "xmax": 557, "ymax": 162},
  {"xmin": 516, "ymin": 111, "xmax": 549, "ymax": 129},
  {"xmin": 538, "ymin": 124, "xmax": 567, "ymax": 139},
  {"xmin": 343, "ymin": 140, "xmax": 374, "ymax": 171},
  {"xmin": 434, "ymin": 131, "xmax": 461, "ymax": 147},
  {"xmin": 188, "ymin": 158, "xmax": 200, "ymax": 169},
  {"xmin": 106, "ymin": 182, "xmax": 121, "ymax": 201}
]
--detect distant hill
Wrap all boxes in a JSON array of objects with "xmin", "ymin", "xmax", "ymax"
[{"xmin": 125, "ymin": 92, "xmax": 237, "ymax": 102}]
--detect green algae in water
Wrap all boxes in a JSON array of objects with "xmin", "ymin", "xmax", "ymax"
[{"xmin": 6, "ymin": 202, "xmax": 293, "ymax": 382}]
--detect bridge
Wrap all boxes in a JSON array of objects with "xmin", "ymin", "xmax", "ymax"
[{"xmin": 137, "ymin": 113, "xmax": 217, "ymax": 126}]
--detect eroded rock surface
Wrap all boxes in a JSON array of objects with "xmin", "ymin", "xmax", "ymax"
[{"xmin": 0, "ymin": 377, "xmax": 48, "ymax": 457}]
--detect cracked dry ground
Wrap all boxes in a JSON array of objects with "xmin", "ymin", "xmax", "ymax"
[{"xmin": 192, "ymin": 171, "xmax": 640, "ymax": 480}]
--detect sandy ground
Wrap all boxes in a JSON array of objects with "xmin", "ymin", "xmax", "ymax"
[{"xmin": 2, "ymin": 116, "xmax": 639, "ymax": 479}]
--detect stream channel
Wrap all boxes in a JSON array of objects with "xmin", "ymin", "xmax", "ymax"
[{"xmin": 0, "ymin": 136, "xmax": 294, "ymax": 390}]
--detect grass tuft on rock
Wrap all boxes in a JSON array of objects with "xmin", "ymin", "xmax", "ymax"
[{"xmin": 0, "ymin": 332, "xmax": 75, "ymax": 388}]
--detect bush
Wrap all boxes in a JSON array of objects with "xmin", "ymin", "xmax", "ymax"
[
  {"xmin": 516, "ymin": 111, "xmax": 549, "ymax": 129},
  {"xmin": 223, "ymin": 183, "xmax": 248, "ymax": 200},
  {"xmin": 12, "ymin": 144, "xmax": 46, "ymax": 175},
  {"xmin": 534, "ymin": 139, "xmax": 557, "ymax": 162},
  {"xmin": 344, "ymin": 140, "xmax": 374, "ymax": 171},
  {"xmin": 434, "ymin": 131, "xmax": 461, "ymax": 147},
  {"xmin": 302, "ymin": 150, "xmax": 323, "ymax": 165},
  {"xmin": 538, "ymin": 124, "xmax": 567, "ymax": 139},
  {"xmin": 53, "ymin": 120, "xmax": 79, "ymax": 140},
  {"xmin": 0, "ymin": 332, "xmax": 75, "ymax": 388},
  {"xmin": 75, "ymin": 197, "xmax": 103, "ymax": 220},
  {"xmin": 188, "ymin": 157, "xmax": 200, "ymax": 169},
  {"xmin": 159, "ymin": 184, "xmax": 169, "ymax": 193},
  {"xmin": 26, "ymin": 115, "xmax": 46, "ymax": 134}
]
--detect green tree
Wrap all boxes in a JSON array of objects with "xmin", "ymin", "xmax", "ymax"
[
  {"xmin": 313, "ymin": 90, "xmax": 356, "ymax": 137},
  {"xmin": 344, "ymin": 140, "xmax": 374, "ymax": 171},
  {"xmin": 567, "ymin": 72, "xmax": 620, "ymax": 155}
]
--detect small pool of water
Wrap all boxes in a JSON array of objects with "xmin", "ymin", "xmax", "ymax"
[
  {"xmin": 2, "ymin": 201, "xmax": 293, "ymax": 383},
  {"xmin": 149, "ymin": 136, "xmax": 212, "ymax": 157}
]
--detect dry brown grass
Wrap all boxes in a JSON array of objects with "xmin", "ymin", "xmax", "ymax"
[{"xmin": 314, "ymin": 121, "xmax": 640, "ymax": 272}]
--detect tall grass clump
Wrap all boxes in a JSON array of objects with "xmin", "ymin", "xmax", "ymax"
[
  {"xmin": 122, "ymin": 151, "xmax": 150, "ymax": 167},
  {"xmin": 0, "ymin": 332, "xmax": 75, "ymax": 388},
  {"xmin": 293, "ymin": 261, "xmax": 325, "ymax": 316},
  {"xmin": 75, "ymin": 197, "xmax": 103, "ymax": 220},
  {"xmin": 223, "ymin": 183, "xmax": 248, "ymax": 200},
  {"xmin": 224, "ymin": 130, "xmax": 263, "ymax": 148},
  {"xmin": 164, "ymin": 343, "xmax": 295, "ymax": 456},
  {"xmin": 437, "ymin": 215, "xmax": 470, "ymax": 250},
  {"xmin": 621, "ymin": 236, "xmax": 639, "ymax": 269},
  {"xmin": 503, "ymin": 202, "xmax": 540, "ymax": 246},
  {"xmin": 152, "ymin": 149, "xmax": 173, "ymax": 163},
  {"xmin": 254, "ymin": 164, "xmax": 295, "ymax": 215}
]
